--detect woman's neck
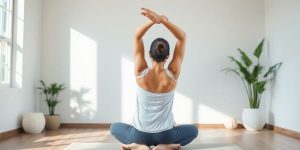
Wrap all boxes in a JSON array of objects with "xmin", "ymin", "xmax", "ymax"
[{"xmin": 152, "ymin": 62, "xmax": 165, "ymax": 72}]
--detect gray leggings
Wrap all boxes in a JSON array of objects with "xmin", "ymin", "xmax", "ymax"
[{"xmin": 110, "ymin": 122, "xmax": 198, "ymax": 146}]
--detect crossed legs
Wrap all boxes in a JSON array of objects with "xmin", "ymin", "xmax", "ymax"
[{"xmin": 110, "ymin": 122, "xmax": 198, "ymax": 150}]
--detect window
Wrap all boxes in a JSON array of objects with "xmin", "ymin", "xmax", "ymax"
[{"xmin": 0, "ymin": 0, "xmax": 13, "ymax": 88}]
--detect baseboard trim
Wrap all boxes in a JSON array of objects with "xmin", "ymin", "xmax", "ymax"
[
  {"xmin": 265, "ymin": 124, "xmax": 275, "ymax": 130},
  {"xmin": 60, "ymin": 123, "xmax": 111, "ymax": 129},
  {"xmin": 0, "ymin": 128, "xmax": 23, "ymax": 141},
  {"xmin": 265, "ymin": 124, "xmax": 300, "ymax": 140}
]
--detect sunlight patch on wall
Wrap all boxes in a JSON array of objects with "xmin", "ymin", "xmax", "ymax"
[
  {"xmin": 173, "ymin": 92, "xmax": 193, "ymax": 123},
  {"xmin": 69, "ymin": 28, "xmax": 97, "ymax": 120},
  {"xmin": 197, "ymin": 104, "xmax": 229, "ymax": 123},
  {"xmin": 121, "ymin": 57, "xmax": 137, "ymax": 123}
]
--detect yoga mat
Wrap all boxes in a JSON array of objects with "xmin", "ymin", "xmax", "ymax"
[{"xmin": 64, "ymin": 143, "xmax": 243, "ymax": 150}]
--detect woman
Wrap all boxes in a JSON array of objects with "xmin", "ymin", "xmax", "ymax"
[{"xmin": 110, "ymin": 8, "xmax": 198, "ymax": 150}]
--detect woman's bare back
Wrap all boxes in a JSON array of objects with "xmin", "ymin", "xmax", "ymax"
[{"xmin": 136, "ymin": 69, "xmax": 176, "ymax": 93}]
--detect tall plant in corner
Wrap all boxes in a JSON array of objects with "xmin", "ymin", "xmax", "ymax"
[
  {"xmin": 37, "ymin": 80, "xmax": 66, "ymax": 115},
  {"xmin": 224, "ymin": 39, "xmax": 282, "ymax": 108},
  {"xmin": 223, "ymin": 39, "xmax": 282, "ymax": 130}
]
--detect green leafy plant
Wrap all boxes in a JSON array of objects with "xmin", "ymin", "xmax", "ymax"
[
  {"xmin": 223, "ymin": 39, "xmax": 282, "ymax": 108},
  {"xmin": 37, "ymin": 80, "xmax": 66, "ymax": 115}
]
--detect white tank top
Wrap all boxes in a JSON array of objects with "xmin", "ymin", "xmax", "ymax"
[{"xmin": 133, "ymin": 68, "xmax": 176, "ymax": 133}]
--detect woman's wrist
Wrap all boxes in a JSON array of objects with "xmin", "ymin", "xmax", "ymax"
[
  {"xmin": 148, "ymin": 21, "xmax": 155, "ymax": 25},
  {"xmin": 160, "ymin": 15, "xmax": 168, "ymax": 24}
]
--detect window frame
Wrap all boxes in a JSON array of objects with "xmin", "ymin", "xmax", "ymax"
[{"xmin": 0, "ymin": 0, "xmax": 14, "ymax": 88}]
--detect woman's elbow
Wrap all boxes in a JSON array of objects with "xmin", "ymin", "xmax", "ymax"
[
  {"xmin": 134, "ymin": 34, "xmax": 142, "ymax": 40},
  {"xmin": 183, "ymin": 32, "xmax": 187, "ymax": 39},
  {"xmin": 179, "ymin": 32, "xmax": 187, "ymax": 41}
]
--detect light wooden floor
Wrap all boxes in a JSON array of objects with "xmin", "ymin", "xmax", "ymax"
[{"xmin": 0, "ymin": 128, "xmax": 299, "ymax": 150}]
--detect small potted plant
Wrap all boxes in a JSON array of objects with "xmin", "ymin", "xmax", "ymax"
[
  {"xmin": 37, "ymin": 80, "xmax": 66, "ymax": 130},
  {"xmin": 223, "ymin": 39, "xmax": 282, "ymax": 130}
]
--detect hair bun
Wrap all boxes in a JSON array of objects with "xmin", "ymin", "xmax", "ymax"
[
  {"xmin": 150, "ymin": 38, "xmax": 170, "ymax": 62},
  {"xmin": 156, "ymin": 42, "xmax": 165, "ymax": 53}
]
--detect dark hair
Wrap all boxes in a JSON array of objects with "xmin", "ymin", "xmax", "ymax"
[{"xmin": 150, "ymin": 38, "xmax": 170, "ymax": 62}]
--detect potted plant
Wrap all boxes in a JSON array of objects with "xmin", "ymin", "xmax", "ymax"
[
  {"xmin": 37, "ymin": 80, "xmax": 66, "ymax": 130},
  {"xmin": 223, "ymin": 39, "xmax": 282, "ymax": 130}
]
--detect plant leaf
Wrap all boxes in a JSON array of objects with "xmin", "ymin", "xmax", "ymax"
[
  {"xmin": 256, "ymin": 80, "xmax": 267, "ymax": 94},
  {"xmin": 229, "ymin": 56, "xmax": 252, "ymax": 83},
  {"xmin": 237, "ymin": 48, "xmax": 252, "ymax": 67},
  {"xmin": 222, "ymin": 68, "xmax": 243, "ymax": 79},
  {"xmin": 249, "ymin": 98, "xmax": 254, "ymax": 108},
  {"xmin": 264, "ymin": 62, "xmax": 283, "ymax": 78},
  {"xmin": 254, "ymin": 39, "xmax": 264, "ymax": 58},
  {"xmin": 251, "ymin": 64, "xmax": 263, "ymax": 81},
  {"xmin": 40, "ymin": 80, "xmax": 45, "ymax": 87}
]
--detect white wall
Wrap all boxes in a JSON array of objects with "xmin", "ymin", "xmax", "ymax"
[
  {"xmin": 41, "ymin": 0, "xmax": 265, "ymax": 124},
  {"xmin": 265, "ymin": 0, "xmax": 300, "ymax": 132},
  {"xmin": 0, "ymin": 0, "xmax": 42, "ymax": 132},
  {"xmin": 2, "ymin": 0, "xmax": 298, "ymax": 134}
]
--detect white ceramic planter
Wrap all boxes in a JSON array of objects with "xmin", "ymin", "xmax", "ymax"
[
  {"xmin": 22, "ymin": 113, "xmax": 45, "ymax": 133},
  {"xmin": 242, "ymin": 108, "xmax": 265, "ymax": 131}
]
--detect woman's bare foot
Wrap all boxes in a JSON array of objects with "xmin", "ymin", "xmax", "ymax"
[
  {"xmin": 121, "ymin": 143, "xmax": 150, "ymax": 150},
  {"xmin": 153, "ymin": 144, "xmax": 181, "ymax": 150}
]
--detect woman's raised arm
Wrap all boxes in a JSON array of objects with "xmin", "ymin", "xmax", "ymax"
[
  {"xmin": 161, "ymin": 16, "xmax": 186, "ymax": 79},
  {"xmin": 134, "ymin": 21, "xmax": 155, "ymax": 76},
  {"xmin": 141, "ymin": 8, "xmax": 186, "ymax": 79}
]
